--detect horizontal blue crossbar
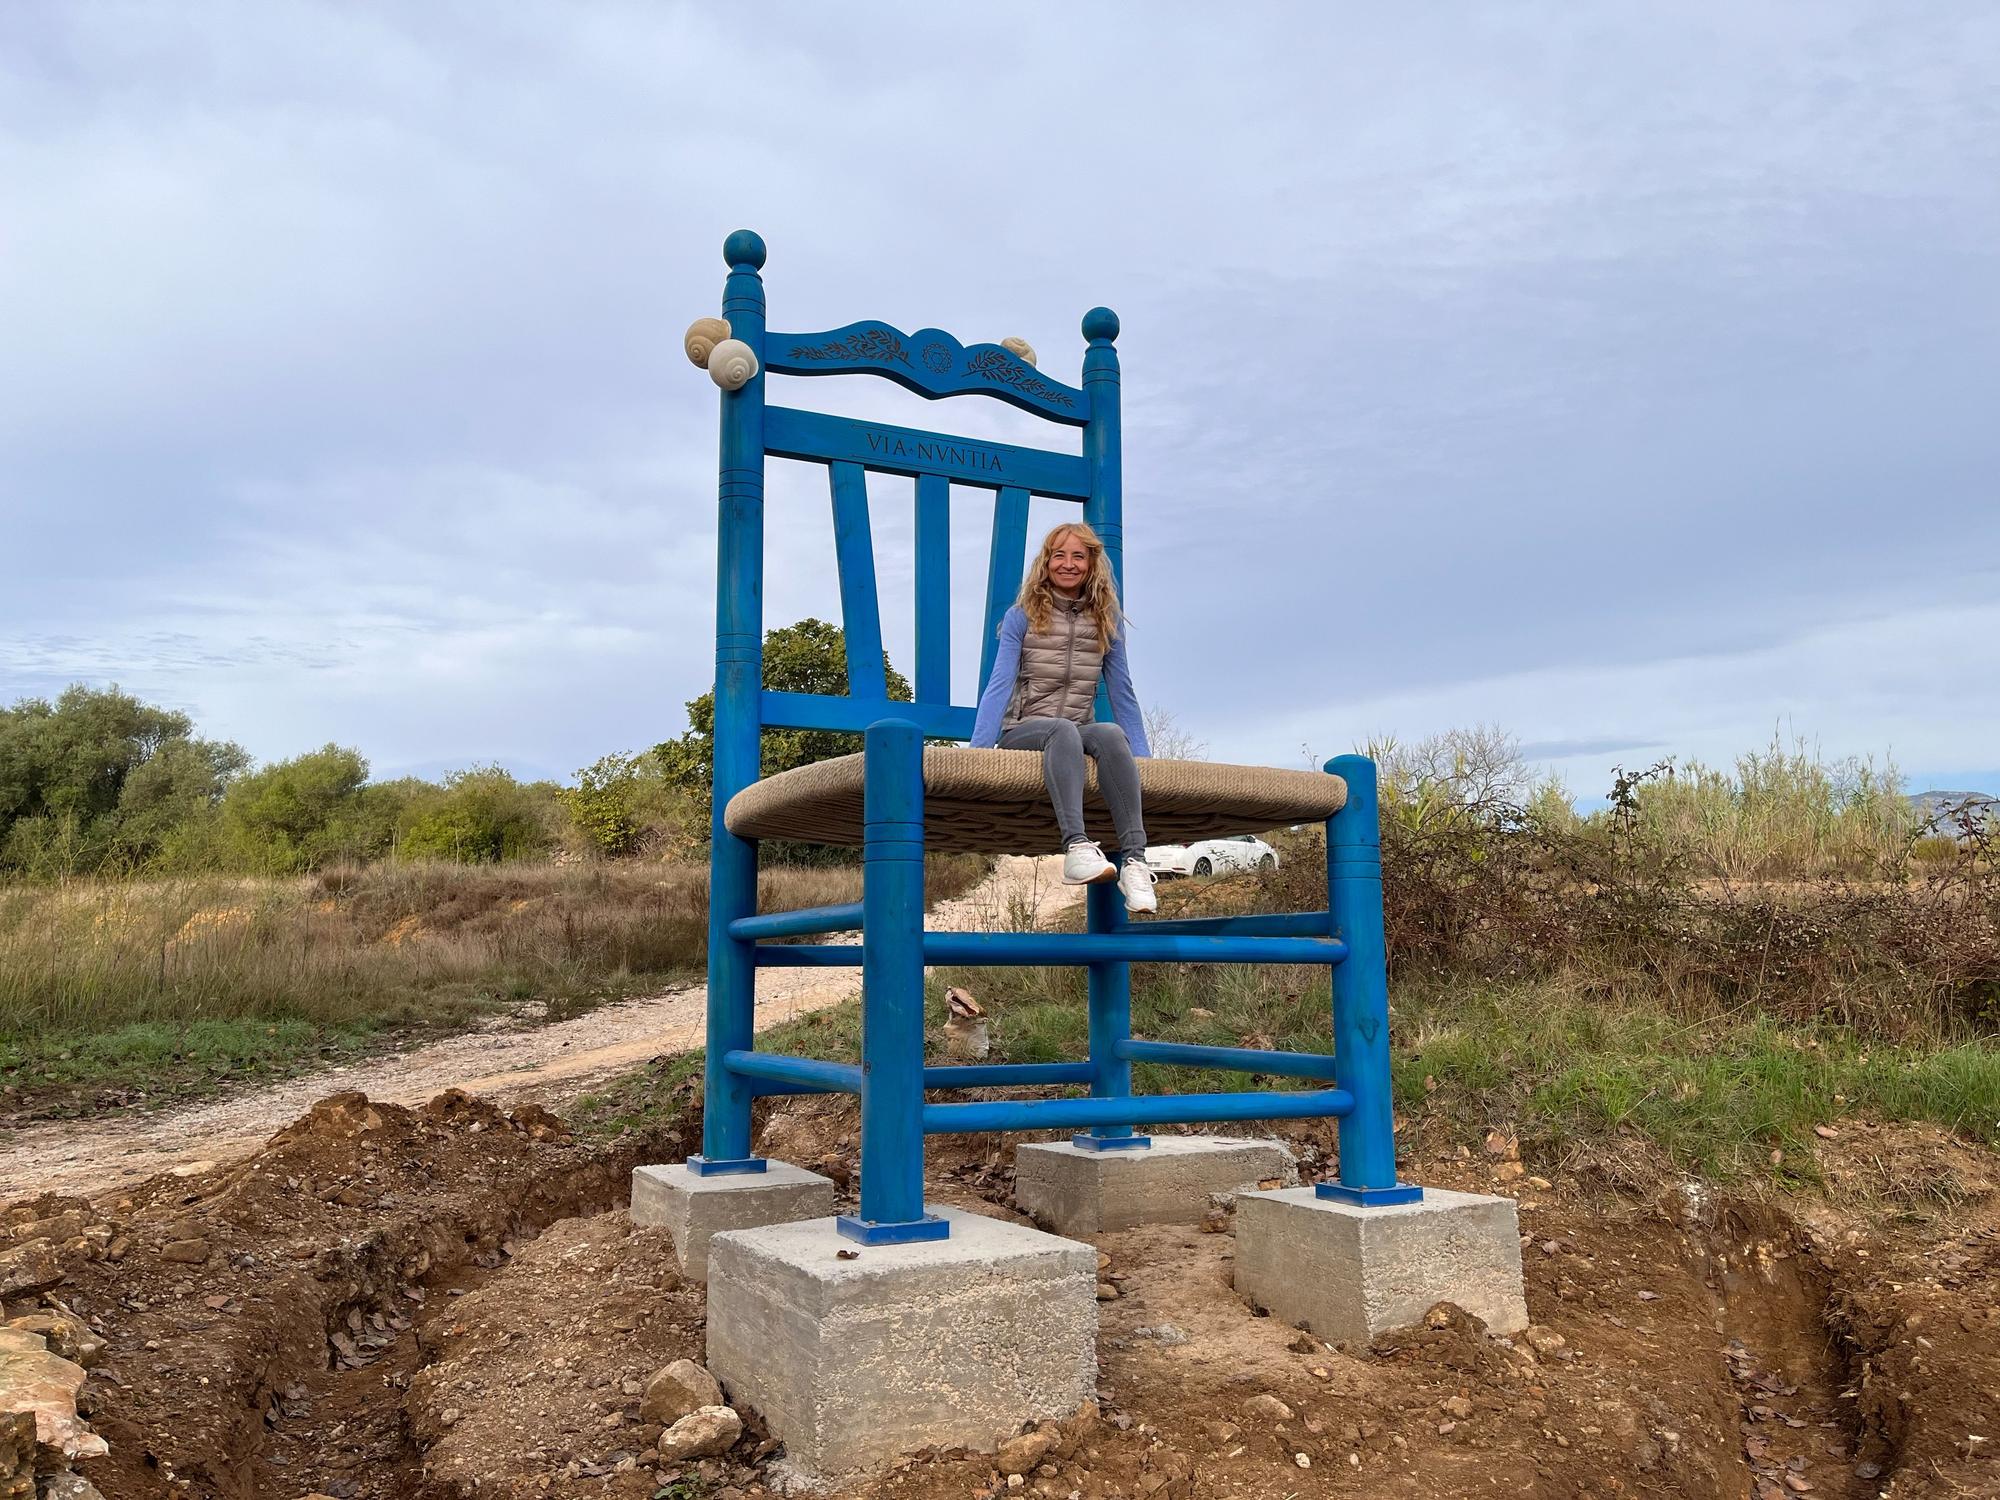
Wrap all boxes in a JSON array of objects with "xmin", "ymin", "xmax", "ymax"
[
  {"xmin": 921, "ymin": 1087, "xmax": 1353, "ymax": 1135},
  {"xmin": 753, "ymin": 932, "xmax": 1349, "ymax": 967},
  {"xmin": 760, "ymin": 690, "xmax": 974, "ymax": 740},
  {"xmin": 765, "ymin": 405, "xmax": 1090, "ymax": 498},
  {"xmin": 1134, "ymin": 910, "xmax": 1332, "ymax": 939},
  {"xmin": 1116, "ymin": 1038, "xmax": 1340, "ymax": 1081},
  {"xmin": 923, "ymin": 932, "xmax": 1348, "ymax": 966},
  {"xmin": 731, "ymin": 1059, "xmax": 1101, "ymax": 1096},
  {"xmin": 727, "ymin": 903, "xmax": 864, "ymax": 941},
  {"xmin": 732, "ymin": 909, "xmax": 1332, "ymax": 945},
  {"xmin": 723, "ymin": 1050, "xmax": 861, "ymax": 1093}
]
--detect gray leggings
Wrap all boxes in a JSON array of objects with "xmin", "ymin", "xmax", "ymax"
[{"xmin": 997, "ymin": 716, "xmax": 1147, "ymax": 857}]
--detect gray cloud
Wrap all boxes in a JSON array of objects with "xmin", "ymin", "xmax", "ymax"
[
  {"xmin": 3, "ymin": 2, "xmax": 1997, "ymax": 794},
  {"xmin": 1514, "ymin": 738, "xmax": 1665, "ymax": 762}
]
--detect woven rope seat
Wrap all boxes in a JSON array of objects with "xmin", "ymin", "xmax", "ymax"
[{"xmin": 724, "ymin": 746, "xmax": 1348, "ymax": 854}]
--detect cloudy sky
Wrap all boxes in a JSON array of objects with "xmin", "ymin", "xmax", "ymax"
[{"xmin": 4, "ymin": 3, "xmax": 1996, "ymax": 799}]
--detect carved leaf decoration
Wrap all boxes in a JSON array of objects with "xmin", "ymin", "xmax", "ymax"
[{"xmin": 962, "ymin": 348, "xmax": 1077, "ymax": 409}]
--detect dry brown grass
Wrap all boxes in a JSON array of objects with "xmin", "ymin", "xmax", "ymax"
[
  {"xmin": 0, "ymin": 856, "xmax": 985, "ymax": 1036},
  {"xmin": 1237, "ymin": 809, "xmax": 2000, "ymax": 1044}
]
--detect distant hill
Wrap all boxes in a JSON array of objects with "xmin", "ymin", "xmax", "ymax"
[
  {"xmin": 1910, "ymin": 789, "xmax": 1998, "ymax": 840},
  {"xmin": 1911, "ymin": 789, "xmax": 1997, "ymax": 812}
]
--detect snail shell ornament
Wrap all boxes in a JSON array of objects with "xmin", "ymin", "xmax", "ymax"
[
  {"xmin": 707, "ymin": 338, "xmax": 759, "ymax": 391},
  {"xmin": 1000, "ymin": 336, "xmax": 1038, "ymax": 367},
  {"xmin": 684, "ymin": 317, "xmax": 731, "ymax": 368}
]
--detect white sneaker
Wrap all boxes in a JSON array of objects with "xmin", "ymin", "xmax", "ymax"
[
  {"xmin": 1118, "ymin": 859, "xmax": 1158, "ymax": 914},
  {"xmin": 1062, "ymin": 840, "xmax": 1118, "ymax": 885}
]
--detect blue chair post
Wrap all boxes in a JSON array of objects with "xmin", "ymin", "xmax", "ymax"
[
  {"xmin": 837, "ymin": 718, "xmax": 948, "ymax": 1244},
  {"xmin": 1074, "ymin": 303, "xmax": 1147, "ymax": 1150},
  {"xmin": 1317, "ymin": 755, "xmax": 1421, "ymax": 1206},
  {"xmin": 692, "ymin": 230, "xmax": 772, "ymax": 1176},
  {"xmin": 1081, "ymin": 306, "xmax": 1122, "ymax": 725},
  {"xmin": 1077, "ymin": 877, "xmax": 1149, "ymax": 1150}
]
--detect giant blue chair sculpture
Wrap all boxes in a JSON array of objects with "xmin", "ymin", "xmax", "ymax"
[{"xmin": 684, "ymin": 230, "xmax": 1419, "ymax": 1246}]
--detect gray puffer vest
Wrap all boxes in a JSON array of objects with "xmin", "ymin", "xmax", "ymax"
[{"xmin": 1004, "ymin": 598, "xmax": 1104, "ymax": 730}]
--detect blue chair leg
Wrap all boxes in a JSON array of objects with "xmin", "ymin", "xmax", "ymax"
[
  {"xmin": 689, "ymin": 827, "xmax": 765, "ymax": 1176},
  {"xmin": 1318, "ymin": 755, "xmax": 1421, "ymax": 1207},
  {"xmin": 1074, "ymin": 871, "xmax": 1150, "ymax": 1151},
  {"xmin": 838, "ymin": 719, "xmax": 948, "ymax": 1244}
]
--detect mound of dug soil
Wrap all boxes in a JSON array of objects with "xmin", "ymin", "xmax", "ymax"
[
  {"xmin": 407, "ymin": 1212, "xmax": 717, "ymax": 1497},
  {"xmin": 5, "ymin": 1087, "xmax": 693, "ymax": 1499},
  {"xmin": 7, "ymin": 1080, "xmax": 1999, "ymax": 1499}
]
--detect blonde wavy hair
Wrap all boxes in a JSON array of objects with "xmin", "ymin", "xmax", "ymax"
[{"xmin": 1016, "ymin": 522, "xmax": 1122, "ymax": 650}]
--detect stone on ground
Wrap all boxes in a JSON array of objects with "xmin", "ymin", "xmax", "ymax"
[
  {"xmin": 640, "ymin": 1358, "xmax": 724, "ymax": 1425},
  {"xmin": 658, "ymin": 1404, "xmax": 742, "ymax": 1460}
]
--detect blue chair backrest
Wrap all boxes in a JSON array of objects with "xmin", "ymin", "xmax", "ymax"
[{"xmin": 710, "ymin": 229, "xmax": 1125, "ymax": 751}]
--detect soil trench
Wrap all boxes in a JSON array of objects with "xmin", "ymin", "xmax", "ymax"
[{"xmin": 0, "ymin": 855, "xmax": 1077, "ymax": 1202}]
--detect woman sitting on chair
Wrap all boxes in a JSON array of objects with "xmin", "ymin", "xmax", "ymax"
[{"xmin": 970, "ymin": 522, "xmax": 1156, "ymax": 914}]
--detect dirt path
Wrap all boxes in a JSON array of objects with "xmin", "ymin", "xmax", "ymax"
[{"xmin": 0, "ymin": 855, "xmax": 1076, "ymax": 1203}]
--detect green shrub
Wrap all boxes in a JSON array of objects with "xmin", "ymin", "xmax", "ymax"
[
  {"xmin": 398, "ymin": 767, "xmax": 560, "ymax": 864},
  {"xmin": 220, "ymin": 744, "xmax": 371, "ymax": 873}
]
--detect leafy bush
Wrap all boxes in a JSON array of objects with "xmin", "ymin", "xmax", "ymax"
[
  {"xmin": 0, "ymin": 684, "xmax": 247, "ymax": 877},
  {"xmin": 398, "ymin": 767, "xmax": 561, "ymax": 864},
  {"xmin": 220, "ymin": 743, "xmax": 371, "ymax": 873},
  {"xmin": 560, "ymin": 753, "xmax": 701, "ymax": 861}
]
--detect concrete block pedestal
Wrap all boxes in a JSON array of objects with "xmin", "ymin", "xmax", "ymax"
[
  {"xmin": 630, "ymin": 1161, "xmax": 835, "ymax": 1283},
  {"xmin": 1014, "ymin": 1135, "xmax": 1298, "ymax": 1236},
  {"xmin": 706, "ymin": 1208, "xmax": 1097, "ymax": 1481},
  {"xmin": 1235, "ymin": 1185, "xmax": 1528, "ymax": 1346}
]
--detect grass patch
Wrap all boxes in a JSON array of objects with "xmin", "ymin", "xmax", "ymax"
[
  {"xmin": 0, "ymin": 1017, "xmax": 389, "ymax": 1118},
  {"xmin": 571, "ymin": 961, "xmax": 2000, "ymax": 1182},
  {"xmin": 1393, "ymin": 980, "xmax": 2000, "ymax": 1178}
]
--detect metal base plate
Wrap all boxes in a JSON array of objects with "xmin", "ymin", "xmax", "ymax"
[
  {"xmin": 1315, "ymin": 1180, "xmax": 1425, "ymax": 1207},
  {"xmin": 1069, "ymin": 1133, "xmax": 1154, "ymax": 1152},
  {"xmin": 835, "ymin": 1211, "xmax": 952, "ymax": 1245},
  {"xmin": 686, "ymin": 1155, "xmax": 769, "ymax": 1177}
]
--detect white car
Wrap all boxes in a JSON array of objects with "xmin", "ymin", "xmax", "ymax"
[{"xmin": 1144, "ymin": 834, "xmax": 1279, "ymax": 879}]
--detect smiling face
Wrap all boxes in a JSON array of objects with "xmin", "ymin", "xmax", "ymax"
[{"xmin": 1045, "ymin": 529, "xmax": 1093, "ymax": 595}]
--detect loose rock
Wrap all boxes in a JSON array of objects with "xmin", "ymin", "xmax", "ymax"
[
  {"xmin": 1243, "ymin": 1393, "xmax": 1293, "ymax": 1423},
  {"xmin": 0, "ymin": 1242, "xmax": 63, "ymax": 1300},
  {"xmin": 639, "ymin": 1358, "xmax": 724, "ymax": 1426},
  {"xmin": 39, "ymin": 1474, "xmax": 108, "ymax": 1500},
  {"xmin": 7, "ymin": 1311, "xmax": 103, "ymax": 1369},
  {"xmin": 996, "ymin": 1427, "xmax": 1057, "ymax": 1476},
  {"xmin": 657, "ymin": 1404, "xmax": 742, "ymax": 1460},
  {"xmin": 1520, "ymin": 1326, "xmax": 1567, "ymax": 1356},
  {"xmin": 0, "ymin": 1343, "xmax": 107, "ymax": 1460},
  {"xmin": 160, "ymin": 1239, "xmax": 211, "ymax": 1265}
]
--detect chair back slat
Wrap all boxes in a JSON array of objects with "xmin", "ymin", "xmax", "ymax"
[
  {"xmin": 827, "ymin": 462, "xmax": 887, "ymax": 699},
  {"xmin": 914, "ymin": 475, "xmax": 951, "ymax": 704},
  {"xmin": 980, "ymin": 486, "xmax": 1031, "ymax": 694}
]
